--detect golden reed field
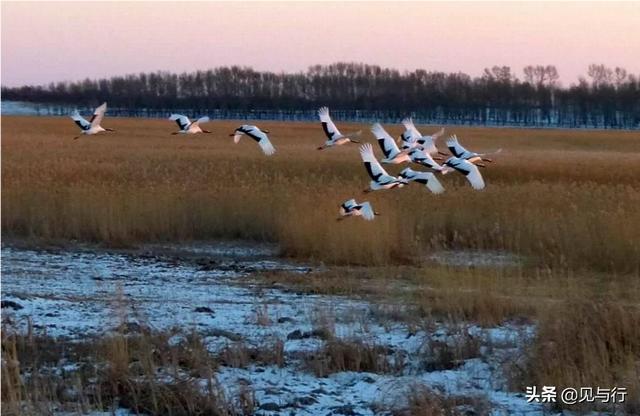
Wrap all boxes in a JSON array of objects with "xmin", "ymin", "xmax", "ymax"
[
  {"xmin": 2, "ymin": 115, "xmax": 640, "ymax": 412},
  {"xmin": 2, "ymin": 115, "xmax": 640, "ymax": 271}
]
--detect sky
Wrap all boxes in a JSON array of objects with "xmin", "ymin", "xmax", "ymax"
[{"xmin": 2, "ymin": 1, "xmax": 639, "ymax": 87}]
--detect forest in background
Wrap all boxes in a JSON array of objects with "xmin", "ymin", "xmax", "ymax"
[{"xmin": 2, "ymin": 63, "xmax": 639, "ymax": 128}]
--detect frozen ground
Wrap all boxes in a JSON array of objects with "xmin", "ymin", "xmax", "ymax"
[{"xmin": 1, "ymin": 243, "xmax": 546, "ymax": 415}]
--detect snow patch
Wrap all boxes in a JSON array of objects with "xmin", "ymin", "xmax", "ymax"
[{"xmin": 2, "ymin": 245, "xmax": 541, "ymax": 415}]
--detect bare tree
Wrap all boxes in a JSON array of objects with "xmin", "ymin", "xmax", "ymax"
[
  {"xmin": 614, "ymin": 67, "xmax": 628, "ymax": 87},
  {"xmin": 490, "ymin": 66, "xmax": 514, "ymax": 83},
  {"xmin": 523, "ymin": 65, "xmax": 537, "ymax": 84},
  {"xmin": 2, "ymin": 63, "xmax": 638, "ymax": 129},
  {"xmin": 523, "ymin": 65, "xmax": 559, "ymax": 86},
  {"xmin": 588, "ymin": 64, "xmax": 614, "ymax": 87},
  {"xmin": 545, "ymin": 65, "xmax": 559, "ymax": 87}
]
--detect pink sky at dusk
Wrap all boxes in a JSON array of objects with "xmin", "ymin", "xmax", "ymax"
[{"xmin": 2, "ymin": 1, "xmax": 639, "ymax": 87}]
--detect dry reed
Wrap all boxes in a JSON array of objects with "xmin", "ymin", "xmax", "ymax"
[{"xmin": 2, "ymin": 116, "xmax": 639, "ymax": 272}]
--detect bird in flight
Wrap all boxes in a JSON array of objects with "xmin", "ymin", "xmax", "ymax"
[
  {"xmin": 398, "ymin": 167, "xmax": 445, "ymax": 194},
  {"xmin": 371, "ymin": 123, "xmax": 410, "ymax": 164},
  {"xmin": 231, "ymin": 125, "xmax": 276, "ymax": 156},
  {"xmin": 317, "ymin": 107, "xmax": 361, "ymax": 150},
  {"xmin": 408, "ymin": 147, "xmax": 444, "ymax": 171},
  {"xmin": 442, "ymin": 157, "xmax": 486, "ymax": 190},
  {"xmin": 446, "ymin": 135, "xmax": 502, "ymax": 167},
  {"xmin": 169, "ymin": 114, "xmax": 212, "ymax": 134},
  {"xmin": 399, "ymin": 118, "xmax": 445, "ymax": 157},
  {"xmin": 70, "ymin": 102, "xmax": 115, "ymax": 140},
  {"xmin": 337, "ymin": 199, "xmax": 378, "ymax": 221},
  {"xmin": 360, "ymin": 143, "xmax": 408, "ymax": 192}
]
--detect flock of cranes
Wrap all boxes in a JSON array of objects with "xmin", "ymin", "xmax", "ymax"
[
  {"xmin": 71, "ymin": 103, "xmax": 502, "ymax": 221},
  {"xmin": 71, "ymin": 103, "xmax": 276, "ymax": 156}
]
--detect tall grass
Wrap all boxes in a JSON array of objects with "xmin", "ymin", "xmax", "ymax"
[
  {"xmin": 511, "ymin": 301, "xmax": 640, "ymax": 413},
  {"xmin": 2, "ymin": 116, "xmax": 640, "ymax": 272},
  {"xmin": 0, "ymin": 328, "xmax": 235, "ymax": 415}
]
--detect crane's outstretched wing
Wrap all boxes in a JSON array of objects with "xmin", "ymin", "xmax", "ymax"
[
  {"xmin": 358, "ymin": 202, "xmax": 375, "ymax": 220},
  {"xmin": 417, "ymin": 172, "xmax": 445, "ymax": 194},
  {"xmin": 371, "ymin": 123, "xmax": 402, "ymax": 159},
  {"xmin": 192, "ymin": 116, "xmax": 210, "ymax": 127},
  {"xmin": 89, "ymin": 102, "xmax": 107, "ymax": 127},
  {"xmin": 446, "ymin": 135, "xmax": 471, "ymax": 158},
  {"xmin": 445, "ymin": 157, "xmax": 485, "ymax": 190},
  {"xmin": 318, "ymin": 106, "xmax": 342, "ymax": 141},
  {"xmin": 71, "ymin": 111, "xmax": 91, "ymax": 131},
  {"xmin": 359, "ymin": 143, "xmax": 396, "ymax": 184},
  {"xmin": 170, "ymin": 114, "xmax": 191, "ymax": 131},
  {"xmin": 235, "ymin": 125, "xmax": 276, "ymax": 156},
  {"xmin": 464, "ymin": 162, "xmax": 485, "ymax": 190},
  {"xmin": 257, "ymin": 135, "xmax": 276, "ymax": 156},
  {"xmin": 401, "ymin": 117, "xmax": 422, "ymax": 139}
]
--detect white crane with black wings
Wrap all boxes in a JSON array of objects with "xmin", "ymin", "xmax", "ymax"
[
  {"xmin": 408, "ymin": 148, "xmax": 444, "ymax": 171},
  {"xmin": 371, "ymin": 123, "xmax": 410, "ymax": 164},
  {"xmin": 446, "ymin": 135, "xmax": 502, "ymax": 166},
  {"xmin": 337, "ymin": 199, "xmax": 378, "ymax": 221},
  {"xmin": 398, "ymin": 168, "xmax": 445, "ymax": 194},
  {"xmin": 231, "ymin": 125, "xmax": 276, "ymax": 156},
  {"xmin": 71, "ymin": 102, "xmax": 115, "ymax": 139},
  {"xmin": 442, "ymin": 157, "xmax": 486, "ymax": 190},
  {"xmin": 359, "ymin": 143, "xmax": 408, "ymax": 192},
  {"xmin": 398, "ymin": 118, "xmax": 445, "ymax": 156},
  {"xmin": 317, "ymin": 107, "xmax": 361, "ymax": 150},
  {"xmin": 169, "ymin": 114, "xmax": 212, "ymax": 134}
]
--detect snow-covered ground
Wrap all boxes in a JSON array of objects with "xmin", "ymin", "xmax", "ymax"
[{"xmin": 1, "ymin": 243, "xmax": 546, "ymax": 415}]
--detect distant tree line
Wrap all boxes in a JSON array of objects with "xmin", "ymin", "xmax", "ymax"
[{"xmin": 2, "ymin": 63, "xmax": 639, "ymax": 128}]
